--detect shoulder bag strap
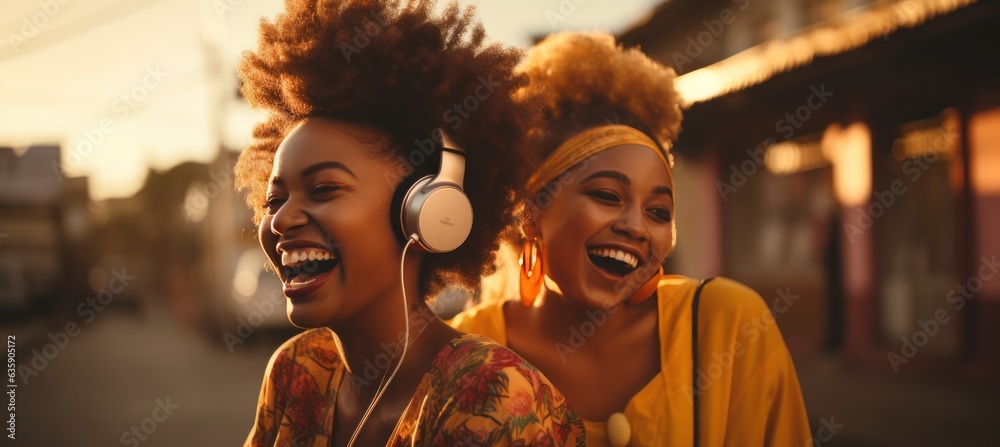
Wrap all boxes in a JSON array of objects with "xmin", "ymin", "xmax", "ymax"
[{"xmin": 692, "ymin": 276, "xmax": 716, "ymax": 447}]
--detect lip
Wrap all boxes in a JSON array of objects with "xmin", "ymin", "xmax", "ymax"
[
  {"xmin": 586, "ymin": 252, "xmax": 659, "ymax": 299},
  {"xmin": 276, "ymin": 239, "xmax": 336, "ymax": 255},
  {"xmin": 584, "ymin": 242, "xmax": 655, "ymax": 293},
  {"xmin": 282, "ymin": 263, "xmax": 336, "ymax": 301}
]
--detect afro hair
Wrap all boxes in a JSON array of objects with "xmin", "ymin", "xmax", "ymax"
[
  {"xmin": 519, "ymin": 31, "xmax": 683, "ymax": 159},
  {"xmin": 234, "ymin": 0, "xmax": 539, "ymax": 296}
]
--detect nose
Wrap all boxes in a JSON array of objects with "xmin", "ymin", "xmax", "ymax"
[
  {"xmin": 610, "ymin": 202, "xmax": 649, "ymax": 242},
  {"xmin": 269, "ymin": 198, "xmax": 309, "ymax": 236}
]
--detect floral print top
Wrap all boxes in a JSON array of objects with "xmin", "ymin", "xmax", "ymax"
[{"xmin": 244, "ymin": 328, "xmax": 585, "ymax": 446}]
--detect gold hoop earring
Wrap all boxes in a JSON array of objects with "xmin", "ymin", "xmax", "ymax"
[
  {"xmin": 519, "ymin": 238, "xmax": 544, "ymax": 307},
  {"xmin": 628, "ymin": 265, "xmax": 664, "ymax": 305}
]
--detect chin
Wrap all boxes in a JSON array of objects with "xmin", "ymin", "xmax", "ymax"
[
  {"xmin": 285, "ymin": 300, "xmax": 337, "ymax": 329},
  {"xmin": 581, "ymin": 291, "xmax": 625, "ymax": 310},
  {"xmin": 556, "ymin": 282, "xmax": 619, "ymax": 310}
]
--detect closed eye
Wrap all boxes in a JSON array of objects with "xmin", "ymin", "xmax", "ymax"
[
  {"xmin": 312, "ymin": 184, "xmax": 341, "ymax": 196},
  {"xmin": 647, "ymin": 207, "xmax": 672, "ymax": 223},
  {"xmin": 586, "ymin": 190, "xmax": 621, "ymax": 203},
  {"xmin": 264, "ymin": 196, "xmax": 285, "ymax": 213}
]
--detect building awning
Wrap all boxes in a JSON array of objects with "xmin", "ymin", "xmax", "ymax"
[{"xmin": 668, "ymin": 0, "xmax": 977, "ymax": 106}]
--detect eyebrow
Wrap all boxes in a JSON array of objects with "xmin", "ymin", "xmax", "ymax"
[
  {"xmin": 301, "ymin": 161, "xmax": 356, "ymax": 179},
  {"xmin": 653, "ymin": 186, "xmax": 673, "ymax": 198},
  {"xmin": 582, "ymin": 170, "xmax": 673, "ymax": 198},
  {"xmin": 582, "ymin": 170, "xmax": 630, "ymax": 185},
  {"xmin": 269, "ymin": 161, "xmax": 357, "ymax": 187}
]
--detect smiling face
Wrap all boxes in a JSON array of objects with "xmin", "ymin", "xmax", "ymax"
[
  {"xmin": 530, "ymin": 144, "xmax": 675, "ymax": 309},
  {"xmin": 258, "ymin": 118, "xmax": 412, "ymax": 328}
]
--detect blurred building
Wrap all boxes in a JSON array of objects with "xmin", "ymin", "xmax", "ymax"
[
  {"xmin": 620, "ymin": 0, "xmax": 1000, "ymax": 374},
  {"xmin": 91, "ymin": 149, "xmax": 289, "ymax": 335},
  {"xmin": 0, "ymin": 145, "xmax": 91, "ymax": 315}
]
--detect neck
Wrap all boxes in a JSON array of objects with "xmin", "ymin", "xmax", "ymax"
[
  {"xmin": 332, "ymin": 297, "xmax": 457, "ymax": 446},
  {"xmin": 336, "ymin": 300, "xmax": 437, "ymax": 389},
  {"xmin": 330, "ymin": 246, "xmax": 437, "ymax": 395},
  {"xmin": 534, "ymin": 286, "xmax": 658, "ymax": 350}
]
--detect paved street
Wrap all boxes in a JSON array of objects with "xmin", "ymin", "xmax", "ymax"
[
  {"xmin": 3, "ymin": 303, "xmax": 998, "ymax": 446},
  {"xmin": 796, "ymin": 353, "xmax": 1000, "ymax": 447},
  {"xmin": 5, "ymin": 304, "xmax": 286, "ymax": 447}
]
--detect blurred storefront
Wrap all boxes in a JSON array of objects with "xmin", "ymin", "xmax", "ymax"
[
  {"xmin": 119, "ymin": 149, "xmax": 290, "ymax": 336},
  {"xmin": 0, "ymin": 143, "xmax": 291, "ymax": 342},
  {"xmin": 620, "ymin": 0, "xmax": 1000, "ymax": 374},
  {"xmin": 0, "ymin": 146, "xmax": 91, "ymax": 316}
]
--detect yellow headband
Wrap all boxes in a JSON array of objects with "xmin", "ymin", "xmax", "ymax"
[{"xmin": 525, "ymin": 125, "xmax": 673, "ymax": 195}]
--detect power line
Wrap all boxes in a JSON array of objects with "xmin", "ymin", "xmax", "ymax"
[{"xmin": 0, "ymin": 0, "xmax": 171, "ymax": 63}]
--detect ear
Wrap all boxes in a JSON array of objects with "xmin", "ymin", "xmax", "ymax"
[{"xmin": 519, "ymin": 204, "xmax": 541, "ymax": 239}]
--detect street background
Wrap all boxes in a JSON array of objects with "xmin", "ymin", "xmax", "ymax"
[{"xmin": 2, "ymin": 0, "xmax": 999, "ymax": 445}]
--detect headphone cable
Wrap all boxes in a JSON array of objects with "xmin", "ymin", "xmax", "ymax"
[{"xmin": 346, "ymin": 234, "xmax": 420, "ymax": 447}]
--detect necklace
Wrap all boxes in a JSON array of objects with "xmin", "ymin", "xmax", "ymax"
[{"xmin": 607, "ymin": 411, "xmax": 632, "ymax": 447}]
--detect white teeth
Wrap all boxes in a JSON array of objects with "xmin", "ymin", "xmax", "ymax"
[
  {"xmin": 279, "ymin": 248, "xmax": 337, "ymax": 267},
  {"xmin": 587, "ymin": 248, "xmax": 639, "ymax": 269}
]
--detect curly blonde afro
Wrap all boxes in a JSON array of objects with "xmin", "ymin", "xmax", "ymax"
[
  {"xmin": 234, "ymin": 0, "xmax": 539, "ymax": 296},
  {"xmin": 519, "ymin": 31, "xmax": 683, "ymax": 158}
]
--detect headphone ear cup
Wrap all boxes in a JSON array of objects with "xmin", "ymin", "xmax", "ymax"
[
  {"xmin": 392, "ymin": 130, "xmax": 472, "ymax": 253},
  {"xmin": 393, "ymin": 174, "xmax": 432, "ymax": 244},
  {"xmin": 400, "ymin": 179, "xmax": 473, "ymax": 253}
]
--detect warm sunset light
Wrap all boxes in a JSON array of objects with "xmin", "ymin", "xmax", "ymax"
[
  {"xmin": 823, "ymin": 122, "xmax": 872, "ymax": 206},
  {"xmin": 970, "ymin": 107, "xmax": 1000, "ymax": 194},
  {"xmin": 4, "ymin": 1, "xmax": 998, "ymax": 445},
  {"xmin": 675, "ymin": 0, "xmax": 977, "ymax": 106}
]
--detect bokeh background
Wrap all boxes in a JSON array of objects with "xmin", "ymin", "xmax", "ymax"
[{"xmin": 1, "ymin": 0, "xmax": 998, "ymax": 445}]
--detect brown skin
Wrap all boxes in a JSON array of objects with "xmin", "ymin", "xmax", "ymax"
[
  {"xmin": 259, "ymin": 118, "xmax": 461, "ymax": 446},
  {"xmin": 505, "ymin": 144, "xmax": 675, "ymax": 421}
]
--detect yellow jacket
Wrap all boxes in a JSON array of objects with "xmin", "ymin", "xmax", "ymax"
[{"xmin": 450, "ymin": 275, "xmax": 812, "ymax": 446}]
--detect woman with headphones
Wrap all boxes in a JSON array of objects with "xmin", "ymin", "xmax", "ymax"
[
  {"xmin": 236, "ymin": 1, "xmax": 583, "ymax": 446},
  {"xmin": 450, "ymin": 32, "xmax": 812, "ymax": 446}
]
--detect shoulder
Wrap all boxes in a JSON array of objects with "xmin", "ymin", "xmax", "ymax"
[
  {"xmin": 427, "ymin": 334, "xmax": 584, "ymax": 445},
  {"xmin": 448, "ymin": 299, "xmax": 504, "ymax": 327},
  {"xmin": 270, "ymin": 328, "xmax": 340, "ymax": 367},
  {"xmin": 447, "ymin": 299, "xmax": 508, "ymax": 345},
  {"xmin": 686, "ymin": 277, "xmax": 794, "ymax": 364},
  {"xmin": 247, "ymin": 329, "xmax": 340, "ymax": 446},
  {"xmin": 699, "ymin": 277, "xmax": 772, "ymax": 320},
  {"xmin": 660, "ymin": 275, "xmax": 772, "ymax": 326},
  {"xmin": 434, "ymin": 333, "xmax": 532, "ymax": 383},
  {"xmin": 263, "ymin": 328, "xmax": 341, "ymax": 393}
]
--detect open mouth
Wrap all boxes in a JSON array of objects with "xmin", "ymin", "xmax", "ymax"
[
  {"xmin": 280, "ymin": 248, "xmax": 339, "ymax": 286},
  {"xmin": 587, "ymin": 247, "xmax": 640, "ymax": 278}
]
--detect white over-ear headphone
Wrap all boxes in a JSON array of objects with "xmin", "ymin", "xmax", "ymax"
[
  {"xmin": 348, "ymin": 131, "xmax": 473, "ymax": 446},
  {"xmin": 398, "ymin": 130, "xmax": 474, "ymax": 252}
]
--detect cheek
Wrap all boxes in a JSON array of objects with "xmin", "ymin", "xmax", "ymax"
[
  {"xmin": 652, "ymin": 223, "xmax": 676, "ymax": 258},
  {"xmin": 537, "ymin": 212, "xmax": 587, "ymax": 272},
  {"xmin": 330, "ymin": 194, "xmax": 401, "ymax": 264},
  {"xmin": 540, "ymin": 196, "xmax": 606, "ymax": 241},
  {"xmin": 258, "ymin": 217, "xmax": 276, "ymax": 249}
]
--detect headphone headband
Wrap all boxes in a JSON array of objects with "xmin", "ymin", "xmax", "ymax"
[
  {"xmin": 398, "ymin": 129, "xmax": 474, "ymax": 253},
  {"xmin": 433, "ymin": 148, "xmax": 466, "ymax": 189}
]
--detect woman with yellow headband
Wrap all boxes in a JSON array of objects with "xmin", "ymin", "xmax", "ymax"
[{"xmin": 450, "ymin": 32, "xmax": 812, "ymax": 446}]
